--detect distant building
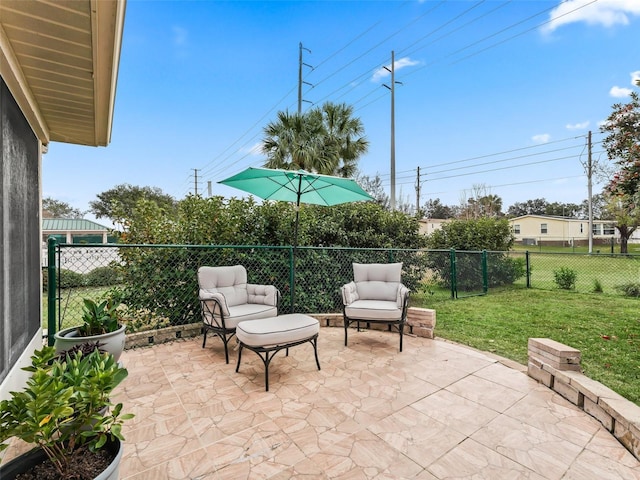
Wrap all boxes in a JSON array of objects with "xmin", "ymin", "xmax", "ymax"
[
  {"xmin": 508, "ymin": 214, "xmax": 618, "ymax": 247},
  {"xmin": 42, "ymin": 218, "xmax": 116, "ymax": 245},
  {"xmin": 419, "ymin": 218, "xmax": 450, "ymax": 236}
]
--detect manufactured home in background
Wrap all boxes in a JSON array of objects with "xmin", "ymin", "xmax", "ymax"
[{"xmin": 508, "ymin": 214, "xmax": 619, "ymax": 247}]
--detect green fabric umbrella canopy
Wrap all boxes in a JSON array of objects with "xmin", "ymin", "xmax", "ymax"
[
  {"xmin": 219, "ymin": 167, "xmax": 374, "ymax": 313},
  {"xmin": 219, "ymin": 167, "xmax": 374, "ymax": 246}
]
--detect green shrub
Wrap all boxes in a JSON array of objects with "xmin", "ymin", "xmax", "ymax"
[
  {"xmin": 592, "ymin": 278, "xmax": 604, "ymax": 293},
  {"xmin": 85, "ymin": 265, "xmax": 122, "ymax": 287},
  {"xmin": 553, "ymin": 267, "xmax": 577, "ymax": 290},
  {"xmin": 615, "ymin": 282, "xmax": 640, "ymax": 297},
  {"xmin": 43, "ymin": 268, "xmax": 85, "ymax": 290}
]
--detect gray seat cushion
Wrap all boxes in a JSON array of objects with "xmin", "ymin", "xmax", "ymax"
[
  {"xmin": 236, "ymin": 314, "xmax": 319, "ymax": 347},
  {"xmin": 344, "ymin": 300, "xmax": 402, "ymax": 321},
  {"xmin": 225, "ymin": 304, "xmax": 278, "ymax": 329}
]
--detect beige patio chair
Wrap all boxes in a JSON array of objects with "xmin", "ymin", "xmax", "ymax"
[
  {"xmin": 198, "ymin": 265, "xmax": 280, "ymax": 363},
  {"xmin": 341, "ymin": 262, "xmax": 410, "ymax": 352}
]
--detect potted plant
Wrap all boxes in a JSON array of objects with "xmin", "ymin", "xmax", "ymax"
[
  {"xmin": 54, "ymin": 292, "xmax": 127, "ymax": 361},
  {"xmin": 0, "ymin": 344, "xmax": 133, "ymax": 479}
]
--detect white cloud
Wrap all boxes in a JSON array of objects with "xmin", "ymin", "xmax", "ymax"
[
  {"xmin": 372, "ymin": 57, "xmax": 420, "ymax": 82},
  {"xmin": 532, "ymin": 134, "xmax": 551, "ymax": 143},
  {"xmin": 610, "ymin": 85, "xmax": 633, "ymax": 97},
  {"xmin": 566, "ymin": 121, "xmax": 590, "ymax": 130},
  {"xmin": 542, "ymin": 0, "xmax": 640, "ymax": 33},
  {"xmin": 631, "ymin": 71, "xmax": 640, "ymax": 85}
]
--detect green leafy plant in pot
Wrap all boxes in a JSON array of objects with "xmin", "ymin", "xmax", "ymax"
[
  {"xmin": 0, "ymin": 344, "xmax": 133, "ymax": 479},
  {"xmin": 54, "ymin": 291, "xmax": 127, "ymax": 362}
]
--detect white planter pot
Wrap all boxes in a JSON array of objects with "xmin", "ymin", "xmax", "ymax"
[
  {"xmin": 54, "ymin": 324, "xmax": 126, "ymax": 362},
  {"xmin": 0, "ymin": 437, "xmax": 122, "ymax": 480}
]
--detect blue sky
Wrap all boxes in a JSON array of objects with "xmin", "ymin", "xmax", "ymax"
[{"xmin": 43, "ymin": 0, "xmax": 640, "ymax": 223}]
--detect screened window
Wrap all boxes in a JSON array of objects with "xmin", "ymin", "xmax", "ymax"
[
  {"xmin": 603, "ymin": 223, "xmax": 615, "ymax": 235},
  {"xmin": 540, "ymin": 223, "xmax": 548, "ymax": 234},
  {"xmin": 513, "ymin": 224, "xmax": 521, "ymax": 234}
]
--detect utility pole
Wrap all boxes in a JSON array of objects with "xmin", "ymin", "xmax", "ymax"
[
  {"xmin": 207, "ymin": 180, "xmax": 212, "ymax": 197},
  {"xmin": 415, "ymin": 166, "xmax": 421, "ymax": 217},
  {"xmin": 383, "ymin": 51, "xmax": 401, "ymax": 211},
  {"xmin": 193, "ymin": 168, "xmax": 198, "ymax": 196},
  {"xmin": 587, "ymin": 131, "xmax": 593, "ymax": 254},
  {"xmin": 298, "ymin": 43, "xmax": 313, "ymax": 114}
]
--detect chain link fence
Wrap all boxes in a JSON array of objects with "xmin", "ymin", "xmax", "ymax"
[
  {"xmin": 44, "ymin": 243, "xmax": 640, "ymax": 339},
  {"xmin": 44, "ymin": 242, "xmax": 437, "ymax": 335},
  {"xmin": 522, "ymin": 251, "xmax": 640, "ymax": 295}
]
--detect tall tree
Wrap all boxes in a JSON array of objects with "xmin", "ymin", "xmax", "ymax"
[
  {"xmin": 262, "ymin": 102, "xmax": 368, "ymax": 177},
  {"xmin": 319, "ymin": 102, "xmax": 368, "ymax": 177},
  {"xmin": 42, "ymin": 197, "xmax": 85, "ymax": 218},
  {"xmin": 604, "ymin": 194, "xmax": 640, "ymax": 254},
  {"xmin": 90, "ymin": 184, "xmax": 176, "ymax": 223},
  {"xmin": 423, "ymin": 198, "xmax": 456, "ymax": 219},
  {"xmin": 506, "ymin": 198, "xmax": 548, "ymax": 217},
  {"xmin": 602, "ymin": 91, "xmax": 640, "ymax": 198}
]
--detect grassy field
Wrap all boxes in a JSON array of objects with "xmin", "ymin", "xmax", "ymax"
[
  {"xmin": 520, "ymin": 252, "xmax": 640, "ymax": 295},
  {"xmin": 43, "ymin": 286, "xmax": 109, "ymax": 331},
  {"xmin": 413, "ymin": 286, "xmax": 640, "ymax": 405}
]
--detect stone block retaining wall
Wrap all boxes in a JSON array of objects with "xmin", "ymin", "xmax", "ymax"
[{"xmin": 528, "ymin": 337, "xmax": 640, "ymax": 462}]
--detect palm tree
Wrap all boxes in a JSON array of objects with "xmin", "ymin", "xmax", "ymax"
[
  {"xmin": 319, "ymin": 102, "xmax": 369, "ymax": 177},
  {"xmin": 262, "ymin": 102, "xmax": 368, "ymax": 177}
]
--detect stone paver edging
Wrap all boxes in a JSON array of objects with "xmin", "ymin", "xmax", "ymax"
[{"xmin": 528, "ymin": 337, "xmax": 640, "ymax": 462}]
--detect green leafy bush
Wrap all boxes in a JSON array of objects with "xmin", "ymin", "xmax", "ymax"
[
  {"xmin": 423, "ymin": 218, "xmax": 523, "ymax": 290},
  {"xmin": 615, "ymin": 282, "xmax": 640, "ymax": 297},
  {"xmin": 592, "ymin": 278, "xmax": 604, "ymax": 293},
  {"xmin": 43, "ymin": 267, "xmax": 85, "ymax": 290},
  {"xmin": 0, "ymin": 346, "xmax": 132, "ymax": 479},
  {"xmin": 553, "ymin": 267, "xmax": 577, "ymax": 290},
  {"xmin": 85, "ymin": 265, "xmax": 123, "ymax": 287},
  {"xmin": 60, "ymin": 268, "xmax": 85, "ymax": 289}
]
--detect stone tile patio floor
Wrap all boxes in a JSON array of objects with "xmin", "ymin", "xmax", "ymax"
[{"xmin": 113, "ymin": 327, "xmax": 640, "ymax": 479}]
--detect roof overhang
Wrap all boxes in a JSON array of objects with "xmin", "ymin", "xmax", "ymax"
[{"xmin": 0, "ymin": 0, "xmax": 126, "ymax": 147}]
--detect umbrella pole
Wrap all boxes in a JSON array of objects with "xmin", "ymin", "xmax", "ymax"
[{"xmin": 291, "ymin": 181, "xmax": 302, "ymax": 314}]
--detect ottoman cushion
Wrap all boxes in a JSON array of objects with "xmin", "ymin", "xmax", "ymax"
[{"xmin": 236, "ymin": 313, "xmax": 319, "ymax": 347}]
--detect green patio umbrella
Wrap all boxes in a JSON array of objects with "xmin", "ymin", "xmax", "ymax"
[
  {"xmin": 219, "ymin": 167, "xmax": 374, "ymax": 247},
  {"xmin": 219, "ymin": 167, "xmax": 374, "ymax": 311}
]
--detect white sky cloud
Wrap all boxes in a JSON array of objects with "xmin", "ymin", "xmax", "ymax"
[
  {"xmin": 532, "ymin": 134, "xmax": 551, "ymax": 143},
  {"xmin": 542, "ymin": 0, "xmax": 640, "ymax": 33},
  {"xmin": 566, "ymin": 121, "xmax": 590, "ymax": 130},
  {"xmin": 610, "ymin": 85, "xmax": 633, "ymax": 97},
  {"xmin": 631, "ymin": 71, "xmax": 640, "ymax": 85},
  {"xmin": 372, "ymin": 57, "xmax": 420, "ymax": 82}
]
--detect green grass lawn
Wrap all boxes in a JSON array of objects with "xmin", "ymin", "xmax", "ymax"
[
  {"xmin": 413, "ymin": 286, "xmax": 640, "ymax": 405},
  {"xmin": 521, "ymin": 252, "xmax": 640, "ymax": 294},
  {"xmin": 43, "ymin": 286, "xmax": 110, "ymax": 331}
]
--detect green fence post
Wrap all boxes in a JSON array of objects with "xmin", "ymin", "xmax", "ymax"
[
  {"xmin": 450, "ymin": 249, "xmax": 456, "ymax": 299},
  {"xmin": 525, "ymin": 250, "xmax": 531, "ymax": 288},
  {"xmin": 482, "ymin": 250, "xmax": 488, "ymax": 294},
  {"xmin": 290, "ymin": 246, "xmax": 295, "ymax": 313},
  {"xmin": 47, "ymin": 237, "xmax": 58, "ymax": 346}
]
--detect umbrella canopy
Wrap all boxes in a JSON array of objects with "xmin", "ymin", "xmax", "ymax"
[
  {"xmin": 219, "ymin": 167, "xmax": 374, "ymax": 313},
  {"xmin": 219, "ymin": 167, "xmax": 373, "ymax": 208}
]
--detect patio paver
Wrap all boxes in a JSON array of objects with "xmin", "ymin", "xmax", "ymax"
[{"xmin": 111, "ymin": 328, "xmax": 640, "ymax": 479}]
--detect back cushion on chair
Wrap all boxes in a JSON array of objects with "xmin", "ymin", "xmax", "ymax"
[
  {"xmin": 198, "ymin": 265, "xmax": 249, "ymax": 307},
  {"xmin": 353, "ymin": 263, "xmax": 402, "ymax": 301}
]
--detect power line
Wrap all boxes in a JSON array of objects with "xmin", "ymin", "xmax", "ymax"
[{"xmin": 197, "ymin": 1, "xmax": 604, "ymax": 193}]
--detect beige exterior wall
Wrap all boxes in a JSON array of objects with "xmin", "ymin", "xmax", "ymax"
[
  {"xmin": 419, "ymin": 219, "xmax": 450, "ymax": 236},
  {"xmin": 509, "ymin": 215, "xmax": 617, "ymax": 244}
]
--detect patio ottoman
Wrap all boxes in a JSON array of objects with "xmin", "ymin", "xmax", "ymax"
[{"xmin": 235, "ymin": 313, "xmax": 321, "ymax": 391}]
